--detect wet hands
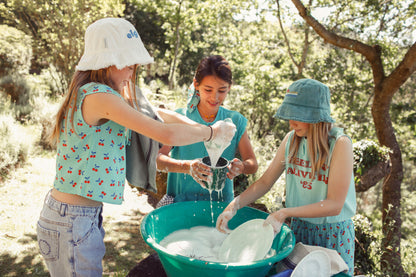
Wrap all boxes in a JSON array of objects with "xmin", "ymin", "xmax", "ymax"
[
  {"xmin": 210, "ymin": 119, "xmax": 236, "ymax": 145},
  {"xmin": 227, "ymin": 158, "xmax": 244, "ymax": 179},
  {"xmin": 189, "ymin": 160, "xmax": 212, "ymax": 188},
  {"xmin": 264, "ymin": 210, "xmax": 286, "ymax": 236},
  {"xmin": 216, "ymin": 196, "xmax": 240, "ymax": 233}
]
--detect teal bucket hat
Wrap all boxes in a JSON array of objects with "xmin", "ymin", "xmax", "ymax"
[{"xmin": 274, "ymin": 79, "xmax": 335, "ymax": 123}]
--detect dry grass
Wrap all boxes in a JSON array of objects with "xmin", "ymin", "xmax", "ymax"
[{"xmin": 0, "ymin": 148, "xmax": 155, "ymax": 277}]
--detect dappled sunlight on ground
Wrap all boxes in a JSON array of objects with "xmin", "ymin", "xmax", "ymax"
[{"xmin": 0, "ymin": 152, "xmax": 156, "ymax": 276}]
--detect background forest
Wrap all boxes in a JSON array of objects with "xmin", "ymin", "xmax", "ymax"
[{"xmin": 0, "ymin": 0, "xmax": 415, "ymax": 276}]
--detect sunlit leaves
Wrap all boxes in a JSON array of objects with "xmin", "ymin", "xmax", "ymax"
[{"xmin": 0, "ymin": 0, "xmax": 124, "ymax": 94}]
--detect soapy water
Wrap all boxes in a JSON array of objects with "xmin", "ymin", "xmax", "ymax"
[
  {"xmin": 200, "ymin": 157, "xmax": 229, "ymax": 224},
  {"xmin": 204, "ymin": 118, "xmax": 235, "ymax": 170},
  {"xmin": 203, "ymin": 118, "xmax": 235, "ymax": 196},
  {"xmin": 204, "ymin": 140, "xmax": 225, "ymax": 172},
  {"xmin": 159, "ymin": 225, "xmax": 273, "ymax": 263},
  {"xmin": 192, "ymin": 119, "xmax": 235, "ymax": 225},
  {"xmin": 160, "ymin": 226, "xmax": 227, "ymax": 262}
]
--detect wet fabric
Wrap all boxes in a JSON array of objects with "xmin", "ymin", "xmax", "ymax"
[
  {"xmin": 126, "ymin": 86, "xmax": 162, "ymax": 193},
  {"xmin": 166, "ymin": 106, "xmax": 247, "ymax": 203}
]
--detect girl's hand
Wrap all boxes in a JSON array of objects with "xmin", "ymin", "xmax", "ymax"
[
  {"xmin": 189, "ymin": 160, "xmax": 212, "ymax": 187},
  {"xmin": 227, "ymin": 158, "xmax": 244, "ymax": 179},
  {"xmin": 216, "ymin": 196, "xmax": 240, "ymax": 233},
  {"xmin": 264, "ymin": 209, "xmax": 287, "ymax": 236},
  {"xmin": 210, "ymin": 120, "xmax": 236, "ymax": 143}
]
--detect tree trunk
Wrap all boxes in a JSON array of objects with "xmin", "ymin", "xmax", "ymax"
[
  {"xmin": 168, "ymin": 0, "xmax": 183, "ymax": 90},
  {"xmin": 372, "ymin": 86, "xmax": 406, "ymax": 275}
]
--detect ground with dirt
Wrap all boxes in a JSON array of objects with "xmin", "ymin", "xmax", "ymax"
[{"xmin": 0, "ymin": 151, "xmax": 156, "ymax": 277}]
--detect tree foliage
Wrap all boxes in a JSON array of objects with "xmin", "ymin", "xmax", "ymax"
[
  {"xmin": 129, "ymin": 0, "xmax": 258, "ymax": 89},
  {"xmin": 0, "ymin": 0, "xmax": 124, "ymax": 94},
  {"xmin": 0, "ymin": 25, "xmax": 32, "ymax": 77}
]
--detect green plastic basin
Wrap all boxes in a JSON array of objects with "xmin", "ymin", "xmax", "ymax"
[{"xmin": 140, "ymin": 201, "xmax": 295, "ymax": 277}]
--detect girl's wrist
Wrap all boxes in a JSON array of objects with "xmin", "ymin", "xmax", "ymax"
[
  {"xmin": 186, "ymin": 160, "xmax": 194, "ymax": 174},
  {"xmin": 279, "ymin": 208, "xmax": 289, "ymax": 220},
  {"xmin": 240, "ymin": 160, "xmax": 246, "ymax": 174}
]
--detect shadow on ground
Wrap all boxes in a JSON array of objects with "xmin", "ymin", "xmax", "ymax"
[
  {"xmin": 102, "ymin": 211, "xmax": 155, "ymax": 276},
  {"xmin": 0, "ymin": 233, "xmax": 49, "ymax": 277},
  {"xmin": 0, "ymin": 210, "xmax": 155, "ymax": 277}
]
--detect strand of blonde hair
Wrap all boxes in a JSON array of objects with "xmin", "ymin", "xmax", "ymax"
[{"xmin": 288, "ymin": 122, "xmax": 332, "ymax": 179}]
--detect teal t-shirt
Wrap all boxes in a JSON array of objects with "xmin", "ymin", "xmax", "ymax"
[
  {"xmin": 167, "ymin": 106, "xmax": 247, "ymax": 203},
  {"xmin": 53, "ymin": 83, "xmax": 128, "ymax": 204},
  {"xmin": 284, "ymin": 127, "xmax": 356, "ymax": 224}
]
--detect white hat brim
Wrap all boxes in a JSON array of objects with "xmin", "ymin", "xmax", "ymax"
[{"xmin": 291, "ymin": 250, "xmax": 331, "ymax": 277}]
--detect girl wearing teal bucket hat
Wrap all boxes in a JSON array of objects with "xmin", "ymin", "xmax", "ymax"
[{"xmin": 217, "ymin": 79, "xmax": 357, "ymax": 275}]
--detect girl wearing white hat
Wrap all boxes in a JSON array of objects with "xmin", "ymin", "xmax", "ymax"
[
  {"xmin": 217, "ymin": 79, "xmax": 356, "ymax": 275},
  {"xmin": 36, "ymin": 18, "xmax": 235, "ymax": 276}
]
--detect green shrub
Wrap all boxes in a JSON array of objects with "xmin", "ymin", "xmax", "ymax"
[
  {"xmin": 25, "ymin": 70, "xmax": 61, "ymax": 123},
  {"xmin": 0, "ymin": 75, "xmax": 33, "ymax": 121},
  {"xmin": 0, "ymin": 100, "xmax": 31, "ymax": 180},
  {"xmin": 401, "ymin": 236, "xmax": 416, "ymax": 275},
  {"xmin": 0, "ymin": 25, "xmax": 32, "ymax": 77},
  {"xmin": 0, "ymin": 66, "xmax": 61, "ymax": 125},
  {"xmin": 401, "ymin": 189, "xmax": 416, "ymax": 239},
  {"xmin": 353, "ymin": 139, "xmax": 391, "ymax": 185},
  {"xmin": 24, "ymin": 71, "xmax": 62, "ymax": 150},
  {"xmin": 353, "ymin": 214, "xmax": 379, "ymax": 275}
]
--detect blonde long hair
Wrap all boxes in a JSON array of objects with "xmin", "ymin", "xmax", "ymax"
[
  {"xmin": 288, "ymin": 122, "xmax": 332, "ymax": 179},
  {"xmin": 49, "ymin": 66, "xmax": 138, "ymax": 145}
]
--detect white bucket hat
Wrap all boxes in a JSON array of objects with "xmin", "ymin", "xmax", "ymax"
[
  {"xmin": 76, "ymin": 18, "xmax": 154, "ymax": 71},
  {"xmin": 275, "ymin": 242, "xmax": 348, "ymax": 276},
  {"xmin": 291, "ymin": 250, "xmax": 331, "ymax": 277}
]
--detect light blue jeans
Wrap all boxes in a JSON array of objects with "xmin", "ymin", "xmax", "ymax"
[{"xmin": 37, "ymin": 191, "xmax": 105, "ymax": 277}]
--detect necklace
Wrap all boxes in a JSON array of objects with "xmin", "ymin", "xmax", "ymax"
[{"xmin": 199, "ymin": 109, "xmax": 216, "ymax": 122}]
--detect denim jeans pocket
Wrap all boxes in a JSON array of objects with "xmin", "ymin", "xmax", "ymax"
[
  {"xmin": 37, "ymin": 222, "xmax": 60, "ymax": 261},
  {"xmin": 72, "ymin": 216, "xmax": 95, "ymax": 244},
  {"xmin": 72, "ymin": 216, "xmax": 106, "ymax": 275}
]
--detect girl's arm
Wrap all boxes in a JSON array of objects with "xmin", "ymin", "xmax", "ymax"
[
  {"xmin": 83, "ymin": 92, "xmax": 213, "ymax": 146},
  {"xmin": 238, "ymin": 131, "xmax": 258, "ymax": 174},
  {"xmin": 268, "ymin": 135, "xmax": 353, "ymax": 224},
  {"xmin": 236, "ymin": 132, "xmax": 289, "ymax": 208},
  {"xmin": 155, "ymin": 108, "xmax": 207, "ymax": 173},
  {"xmin": 216, "ymin": 132, "xmax": 288, "ymax": 233},
  {"xmin": 156, "ymin": 145, "xmax": 194, "ymax": 173},
  {"xmin": 156, "ymin": 125, "xmax": 258, "ymax": 184},
  {"xmin": 156, "ymin": 108, "xmax": 200, "ymax": 125},
  {"xmin": 154, "ymin": 106, "xmax": 211, "ymax": 176},
  {"xmin": 156, "ymin": 145, "xmax": 212, "ymax": 184}
]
